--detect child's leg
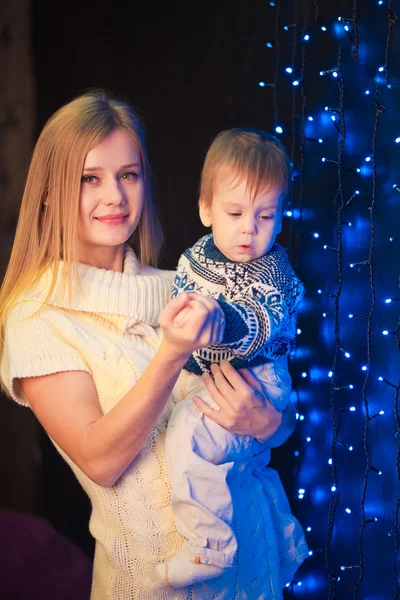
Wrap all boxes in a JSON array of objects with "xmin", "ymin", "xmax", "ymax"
[
  {"xmin": 251, "ymin": 356, "xmax": 292, "ymax": 412},
  {"xmin": 155, "ymin": 375, "xmax": 266, "ymax": 589}
]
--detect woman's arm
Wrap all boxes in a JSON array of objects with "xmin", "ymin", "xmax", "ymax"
[
  {"xmin": 19, "ymin": 293, "xmax": 225, "ymax": 488},
  {"xmin": 192, "ymin": 360, "xmax": 296, "ymax": 446}
]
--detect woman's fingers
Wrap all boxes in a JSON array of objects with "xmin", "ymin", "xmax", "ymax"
[{"xmin": 160, "ymin": 293, "xmax": 189, "ymax": 327}]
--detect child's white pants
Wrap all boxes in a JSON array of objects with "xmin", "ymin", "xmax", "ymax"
[{"xmin": 164, "ymin": 357, "xmax": 292, "ymax": 568}]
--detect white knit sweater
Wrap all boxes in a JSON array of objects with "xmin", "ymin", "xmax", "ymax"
[{"xmin": 1, "ymin": 246, "xmax": 307, "ymax": 599}]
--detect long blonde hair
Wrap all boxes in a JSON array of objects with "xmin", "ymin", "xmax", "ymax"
[{"xmin": 0, "ymin": 90, "xmax": 163, "ymax": 356}]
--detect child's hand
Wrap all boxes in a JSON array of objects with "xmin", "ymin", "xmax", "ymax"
[{"xmin": 159, "ymin": 293, "xmax": 225, "ymax": 359}]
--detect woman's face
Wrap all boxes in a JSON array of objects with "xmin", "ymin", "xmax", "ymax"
[{"xmin": 77, "ymin": 128, "xmax": 145, "ymax": 270}]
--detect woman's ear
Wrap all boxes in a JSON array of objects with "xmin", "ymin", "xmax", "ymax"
[{"xmin": 199, "ymin": 198, "xmax": 212, "ymax": 228}]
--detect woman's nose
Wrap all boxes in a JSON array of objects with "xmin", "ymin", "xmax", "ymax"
[{"xmin": 105, "ymin": 179, "xmax": 126, "ymax": 205}]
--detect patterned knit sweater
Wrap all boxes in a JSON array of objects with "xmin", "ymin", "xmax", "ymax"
[
  {"xmin": 172, "ymin": 234, "xmax": 305, "ymax": 375},
  {"xmin": 1, "ymin": 245, "xmax": 308, "ymax": 599}
]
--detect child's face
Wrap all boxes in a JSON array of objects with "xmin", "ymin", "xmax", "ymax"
[{"xmin": 199, "ymin": 166, "xmax": 284, "ymax": 263}]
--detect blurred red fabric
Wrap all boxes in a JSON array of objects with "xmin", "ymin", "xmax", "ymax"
[{"xmin": 0, "ymin": 509, "xmax": 93, "ymax": 599}]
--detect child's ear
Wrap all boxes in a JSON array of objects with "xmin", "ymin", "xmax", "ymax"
[{"xmin": 199, "ymin": 198, "xmax": 212, "ymax": 228}]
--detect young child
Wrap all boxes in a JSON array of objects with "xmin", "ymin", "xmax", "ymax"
[{"xmin": 155, "ymin": 129, "xmax": 308, "ymax": 592}]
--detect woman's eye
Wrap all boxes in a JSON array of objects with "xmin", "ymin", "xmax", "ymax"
[
  {"xmin": 260, "ymin": 215, "xmax": 273, "ymax": 220},
  {"xmin": 81, "ymin": 175, "xmax": 97, "ymax": 184},
  {"xmin": 121, "ymin": 171, "xmax": 139, "ymax": 180}
]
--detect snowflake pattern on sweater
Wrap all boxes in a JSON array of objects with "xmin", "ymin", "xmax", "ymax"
[{"xmin": 172, "ymin": 234, "xmax": 305, "ymax": 375}]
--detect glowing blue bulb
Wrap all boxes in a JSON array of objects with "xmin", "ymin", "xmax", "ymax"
[
  {"xmin": 321, "ymin": 26, "xmax": 327, "ymax": 31},
  {"xmin": 308, "ymin": 550, "xmax": 314, "ymax": 556},
  {"xmin": 270, "ymin": 1, "xmax": 276, "ymax": 5},
  {"xmin": 313, "ymin": 232, "xmax": 319, "ymax": 238},
  {"xmin": 298, "ymin": 488, "xmax": 305, "ymax": 494},
  {"xmin": 396, "ymin": 137, "xmax": 400, "ymax": 143},
  {"xmin": 344, "ymin": 24, "xmax": 351, "ymax": 31},
  {"xmin": 328, "ymin": 458, "xmax": 333, "ymax": 465},
  {"xmin": 350, "ymin": 406, "xmax": 356, "ymax": 411},
  {"xmin": 266, "ymin": 42, "xmax": 273, "ymax": 48},
  {"xmin": 296, "ymin": 413, "xmax": 299, "ymax": 420},
  {"xmin": 365, "ymin": 89, "xmax": 371, "ymax": 95},
  {"xmin": 318, "ymin": 289, "xmax": 322, "ymax": 294},
  {"xmin": 355, "ymin": 190, "xmax": 360, "ymax": 195},
  {"xmin": 350, "ymin": 263, "xmax": 355, "ymax": 268},
  {"xmin": 378, "ymin": 376, "xmax": 383, "ymax": 381},
  {"xmin": 379, "ymin": 410, "xmax": 385, "ymax": 415},
  {"xmin": 319, "ymin": 71, "xmax": 324, "ymax": 77},
  {"xmin": 378, "ymin": 66, "xmax": 385, "ymax": 72},
  {"xmin": 275, "ymin": 126, "xmax": 283, "ymax": 134},
  {"xmin": 345, "ymin": 352, "xmax": 351, "ymax": 358},
  {"xmin": 259, "ymin": 81, "xmax": 266, "ymax": 88},
  {"xmin": 322, "ymin": 157, "xmax": 327, "ymax": 162},
  {"xmin": 307, "ymin": 526, "xmax": 312, "ymax": 532},
  {"xmin": 293, "ymin": 80, "xmax": 300, "ymax": 86},
  {"xmin": 294, "ymin": 450, "xmax": 300, "ymax": 457},
  {"xmin": 284, "ymin": 25, "xmax": 289, "ymax": 31},
  {"xmin": 308, "ymin": 116, "xmax": 314, "ymax": 121},
  {"xmin": 345, "ymin": 508, "xmax": 351, "ymax": 514},
  {"xmin": 323, "ymin": 245, "xmax": 328, "ymax": 250},
  {"xmin": 302, "ymin": 372, "xmax": 307, "ymax": 378},
  {"xmin": 356, "ymin": 168, "xmax": 361, "ymax": 173},
  {"xmin": 332, "ymin": 71, "xmax": 338, "ymax": 78},
  {"xmin": 331, "ymin": 115, "xmax": 336, "ymax": 121},
  {"xmin": 297, "ymin": 328, "xmax": 302, "ymax": 334},
  {"xmin": 318, "ymin": 138, "xmax": 323, "ymax": 143},
  {"xmin": 365, "ymin": 156, "xmax": 371, "ymax": 162},
  {"xmin": 285, "ymin": 210, "xmax": 293, "ymax": 217},
  {"xmin": 298, "ymin": 494, "xmax": 304, "ymax": 499},
  {"xmin": 378, "ymin": 0, "xmax": 384, "ymax": 4},
  {"xmin": 385, "ymin": 298, "xmax": 392, "ymax": 303},
  {"xmin": 328, "ymin": 371, "xmax": 333, "ymax": 378},
  {"xmin": 297, "ymin": 582, "xmax": 302, "ymax": 587},
  {"xmin": 361, "ymin": 365, "xmax": 368, "ymax": 371},
  {"xmin": 348, "ymin": 384, "xmax": 354, "ymax": 389},
  {"xmin": 349, "ymin": 313, "xmax": 354, "ymax": 319},
  {"xmin": 382, "ymin": 330, "xmax": 389, "ymax": 335},
  {"xmin": 331, "ymin": 485, "xmax": 337, "ymax": 492},
  {"xmin": 323, "ymin": 312, "xmax": 327, "ymax": 318},
  {"xmin": 286, "ymin": 67, "xmax": 293, "ymax": 74},
  {"xmin": 348, "ymin": 445, "xmax": 354, "ymax": 451},
  {"xmin": 299, "ymin": 414, "xmax": 305, "ymax": 421},
  {"xmin": 304, "ymin": 34, "xmax": 310, "ymax": 41},
  {"xmin": 306, "ymin": 437, "xmax": 311, "ymax": 443},
  {"xmin": 341, "ymin": 566, "xmax": 345, "ymax": 571}
]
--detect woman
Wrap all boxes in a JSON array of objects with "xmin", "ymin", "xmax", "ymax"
[{"xmin": 0, "ymin": 91, "xmax": 297, "ymax": 599}]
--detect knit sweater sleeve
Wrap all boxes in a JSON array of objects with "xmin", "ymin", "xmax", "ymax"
[
  {"xmin": 217, "ymin": 286, "xmax": 289, "ymax": 358},
  {"xmin": 1, "ymin": 301, "xmax": 90, "ymax": 407},
  {"xmin": 217, "ymin": 255, "xmax": 304, "ymax": 360}
]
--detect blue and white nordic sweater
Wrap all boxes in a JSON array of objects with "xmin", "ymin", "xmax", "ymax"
[{"xmin": 172, "ymin": 234, "xmax": 305, "ymax": 376}]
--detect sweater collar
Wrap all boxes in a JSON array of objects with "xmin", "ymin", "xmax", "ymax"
[{"xmin": 22, "ymin": 245, "xmax": 173, "ymax": 328}]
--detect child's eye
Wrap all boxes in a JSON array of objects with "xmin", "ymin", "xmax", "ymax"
[
  {"xmin": 81, "ymin": 175, "xmax": 97, "ymax": 184},
  {"xmin": 260, "ymin": 215, "xmax": 273, "ymax": 220},
  {"xmin": 228, "ymin": 212, "xmax": 241, "ymax": 217}
]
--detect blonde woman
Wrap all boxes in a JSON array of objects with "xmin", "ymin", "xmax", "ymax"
[{"xmin": 0, "ymin": 91, "xmax": 297, "ymax": 600}]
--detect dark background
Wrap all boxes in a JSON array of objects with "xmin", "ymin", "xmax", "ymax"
[{"xmin": 1, "ymin": 0, "xmax": 400, "ymax": 598}]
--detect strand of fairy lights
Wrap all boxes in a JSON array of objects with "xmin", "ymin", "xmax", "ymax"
[{"xmin": 260, "ymin": 1, "xmax": 399, "ymax": 596}]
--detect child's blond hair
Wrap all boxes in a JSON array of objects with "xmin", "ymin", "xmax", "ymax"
[{"xmin": 199, "ymin": 128, "xmax": 291, "ymax": 211}]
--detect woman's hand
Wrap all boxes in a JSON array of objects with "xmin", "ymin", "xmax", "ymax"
[
  {"xmin": 159, "ymin": 292, "xmax": 225, "ymax": 359},
  {"xmin": 192, "ymin": 360, "xmax": 296, "ymax": 446}
]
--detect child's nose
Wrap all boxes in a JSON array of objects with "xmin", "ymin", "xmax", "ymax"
[{"xmin": 242, "ymin": 219, "xmax": 258, "ymax": 235}]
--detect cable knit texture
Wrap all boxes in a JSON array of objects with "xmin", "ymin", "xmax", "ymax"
[
  {"xmin": 1, "ymin": 245, "xmax": 307, "ymax": 599},
  {"xmin": 171, "ymin": 234, "xmax": 305, "ymax": 375}
]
